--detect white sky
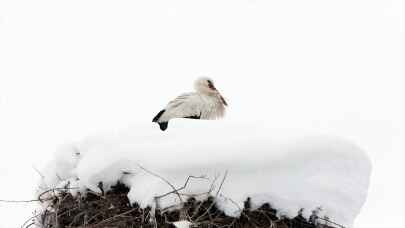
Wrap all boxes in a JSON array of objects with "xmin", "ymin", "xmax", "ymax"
[{"xmin": 0, "ymin": 0, "xmax": 403, "ymax": 227}]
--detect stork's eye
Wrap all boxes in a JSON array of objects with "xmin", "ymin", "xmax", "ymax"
[{"xmin": 207, "ymin": 80, "xmax": 215, "ymax": 89}]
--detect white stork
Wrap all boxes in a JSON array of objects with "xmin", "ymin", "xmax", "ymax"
[{"xmin": 152, "ymin": 77, "xmax": 228, "ymax": 131}]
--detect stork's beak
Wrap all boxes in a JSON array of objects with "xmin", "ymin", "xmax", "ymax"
[
  {"xmin": 216, "ymin": 91, "xmax": 227, "ymax": 106},
  {"xmin": 207, "ymin": 81, "xmax": 227, "ymax": 106},
  {"xmin": 220, "ymin": 94, "xmax": 228, "ymax": 106}
]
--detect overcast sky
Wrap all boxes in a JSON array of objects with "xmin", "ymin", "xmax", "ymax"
[{"xmin": 0, "ymin": 0, "xmax": 404, "ymax": 227}]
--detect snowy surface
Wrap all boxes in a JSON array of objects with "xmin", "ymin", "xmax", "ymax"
[
  {"xmin": 39, "ymin": 120, "xmax": 371, "ymax": 227},
  {"xmin": 173, "ymin": 220, "xmax": 192, "ymax": 228}
]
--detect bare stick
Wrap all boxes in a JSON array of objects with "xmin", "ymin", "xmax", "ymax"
[
  {"xmin": 94, "ymin": 208, "xmax": 137, "ymax": 225},
  {"xmin": 32, "ymin": 165, "xmax": 45, "ymax": 179},
  {"xmin": 191, "ymin": 174, "xmax": 219, "ymax": 219},
  {"xmin": 37, "ymin": 187, "xmax": 79, "ymax": 202},
  {"xmin": 1, "ymin": 187, "xmax": 77, "ymax": 203},
  {"xmin": 155, "ymin": 175, "xmax": 207, "ymax": 200},
  {"xmin": 138, "ymin": 165, "xmax": 184, "ymax": 204},
  {"xmin": 195, "ymin": 170, "xmax": 228, "ymax": 222},
  {"xmin": 0, "ymin": 199, "xmax": 45, "ymax": 203}
]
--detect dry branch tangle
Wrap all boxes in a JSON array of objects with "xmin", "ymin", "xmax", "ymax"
[{"xmin": 30, "ymin": 169, "xmax": 343, "ymax": 228}]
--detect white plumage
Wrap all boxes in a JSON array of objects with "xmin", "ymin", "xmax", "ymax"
[{"xmin": 152, "ymin": 77, "xmax": 227, "ymax": 131}]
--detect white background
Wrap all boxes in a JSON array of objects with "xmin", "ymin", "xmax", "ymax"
[{"xmin": 0, "ymin": 0, "xmax": 403, "ymax": 227}]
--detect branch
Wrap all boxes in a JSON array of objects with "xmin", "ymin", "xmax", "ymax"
[
  {"xmin": 0, "ymin": 199, "xmax": 43, "ymax": 203},
  {"xmin": 94, "ymin": 208, "xmax": 137, "ymax": 225},
  {"xmin": 0, "ymin": 187, "xmax": 77, "ymax": 204},
  {"xmin": 194, "ymin": 170, "xmax": 228, "ymax": 222},
  {"xmin": 155, "ymin": 175, "xmax": 208, "ymax": 200},
  {"xmin": 138, "ymin": 165, "xmax": 185, "ymax": 204}
]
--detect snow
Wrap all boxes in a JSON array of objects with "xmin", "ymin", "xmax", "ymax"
[
  {"xmin": 38, "ymin": 120, "xmax": 372, "ymax": 227},
  {"xmin": 173, "ymin": 220, "xmax": 192, "ymax": 228}
]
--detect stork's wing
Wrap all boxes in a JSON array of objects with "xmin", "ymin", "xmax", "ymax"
[{"xmin": 160, "ymin": 93, "xmax": 203, "ymax": 121}]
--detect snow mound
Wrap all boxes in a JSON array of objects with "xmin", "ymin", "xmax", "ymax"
[
  {"xmin": 173, "ymin": 220, "xmax": 192, "ymax": 228},
  {"xmin": 38, "ymin": 120, "xmax": 371, "ymax": 227}
]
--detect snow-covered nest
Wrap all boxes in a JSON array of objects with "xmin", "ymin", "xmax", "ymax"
[{"xmin": 38, "ymin": 120, "xmax": 371, "ymax": 227}]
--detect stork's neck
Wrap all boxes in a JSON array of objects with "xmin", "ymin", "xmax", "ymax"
[{"xmin": 199, "ymin": 92, "xmax": 226, "ymax": 106}]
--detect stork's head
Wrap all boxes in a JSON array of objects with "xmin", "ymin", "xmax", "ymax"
[{"xmin": 194, "ymin": 77, "xmax": 228, "ymax": 106}]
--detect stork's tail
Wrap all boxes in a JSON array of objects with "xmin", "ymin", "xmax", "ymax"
[
  {"xmin": 153, "ymin": 109, "xmax": 169, "ymax": 131},
  {"xmin": 158, "ymin": 122, "xmax": 168, "ymax": 131}
]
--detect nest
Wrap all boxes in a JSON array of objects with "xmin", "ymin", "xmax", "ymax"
[{"xmin": 34, "ymin": 182, "xmax": 342, "ymax": 228}]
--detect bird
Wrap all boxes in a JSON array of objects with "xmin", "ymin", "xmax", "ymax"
[{"xmin": 152, "ymin": 77, "xmax": 228, "ymax": 131}]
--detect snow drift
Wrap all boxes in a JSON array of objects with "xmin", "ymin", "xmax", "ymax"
[{"xmin": 38, "ymin": 120, "xmax": 372, "ymax": 227}]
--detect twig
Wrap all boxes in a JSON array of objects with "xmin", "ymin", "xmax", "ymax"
[
  {"xmin": 191, "ymin": 174, "xmax": 219, "ymax": 219},
  {"xmin": 138, "ymin": 165, "xmax": 184, "ymax": 204},
  {"xmin": 0, "ymin": 199, "xmax": 45, "ymax": 203},
  {"xmin": 94, "ymin": 208, "xmax": 137, "ymax": 225},
  {"xmin": 317, "ymin": 217, "xmax": 346, "ymax": 228},
  {"xmin": 195, "ymin": 170, "xmax": 228, "ymax": 222},
  {"xmin": 155, "ymin": 175, "xmax": 208, "ymax": 199},
  {"xmin": 32, "ymin": 165, "xmax": 45, "ymax": 179},
  {"xmin": 1, "ymin": 187, "xmax": 76, "ymax": 203},
  {"xmin": 21, "ymin": 214, "xmax": 40, "ymax": 228},
  {"xmin": 37, "ymin": 187, "xmax": 79, "ymax": 202}
]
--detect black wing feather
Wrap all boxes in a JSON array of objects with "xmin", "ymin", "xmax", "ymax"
[{"xmin": 152, "ymin": 109, "xmax": 166, "ymax": 122}]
